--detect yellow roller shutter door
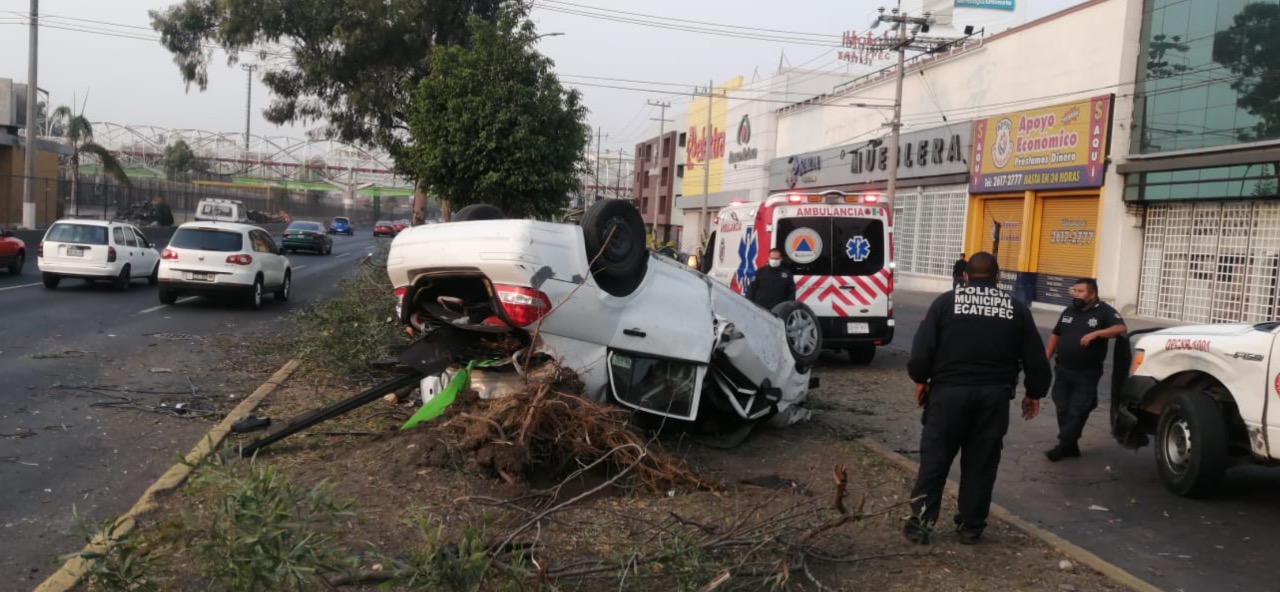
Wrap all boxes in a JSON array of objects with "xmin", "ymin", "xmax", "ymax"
[
  {"xmin": 977, "ymin": 198, "xmax": 1024, "ymax": 271},
  {"xmin": 1036, "ymin": 197, "xmax": 1099, "ymax": 277}
]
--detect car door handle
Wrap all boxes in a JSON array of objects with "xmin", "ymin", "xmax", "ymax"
[{"xmin": 623, "ymin": 328, "xmax": 647, "ymax": 338}]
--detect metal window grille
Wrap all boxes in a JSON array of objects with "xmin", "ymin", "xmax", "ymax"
[
  {"xmin": 893, "ymin": 187, "xmax": 968, "ymax": 277},
  {"xmin": 1139, "ymin": 201, "xmax": 1280, "ymax": 323}
]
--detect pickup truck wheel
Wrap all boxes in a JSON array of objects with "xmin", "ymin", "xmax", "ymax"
[
  {"xmin": 771, "ymin": 301, "xmax": 823, "ymax": 372},
  {"xmin": 581, "ymin": 199, "xmax": 647, "ymax": 297},
  {"xmin": 453, "ymin": 204, "xmax": 505, "ymax": 221},
  {"xmin": 1156, "ymin": 391, "xmax": 1228, "ymax": 498}
]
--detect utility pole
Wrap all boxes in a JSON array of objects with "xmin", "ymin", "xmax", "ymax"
[
  {"xmin": 698, "ymin": 79, "xmax": 715, "ymax": 247},
  {"xmin": 241, "ymin": 64, "xmax": 257, "ymax": 151},
  {"xmin": 614, "ymin": 149, "xmax": 624, "ymax": 199},
  {"xmin": 871, "ymin": 6, "xmax": 945, "ymax": 207},
  {"xmin": 22, "ymin": 0, "xmax": 39, "ymax": 229},
  {"xmin": 593, "ymin": 127, "xmax": 606, "ymax": 206},
  {"xmin": 647, "ymin": 100, "xmax": 673, "ymax": 136}
]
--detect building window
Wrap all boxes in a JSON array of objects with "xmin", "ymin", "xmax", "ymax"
[
  {"xmin": 676, "ymin": 164, "xmax": 685, "ymax": 178},
  {"xmin": 662, "ymin": 137, "xmax": 672, "ymax": 158},
  {"xmin": 659, "ymin": 195, "xmax": 669, "ymax": 214},
  {"xmin": 643, "ymin": 173, "xmax": 651, "ymax": 188},
  {"xmin": 1133, "ymin": 0, "xmax": 1280, "ymax": 155},
  {"xmin": 661, "ymin": 167, "xmax": 670, "ymax": 186},
  {"xmin": 643, "ymin": 197, "xmax": 650, "ymax": 213},
  {"xmin": 1124, "ymin": 163, "xmax": 1280, "ymax": 202},
  {"xmin": 646, "ymin": 144, "xmax": 654, "ymax": 159},
  {"xmin": 678, "ymin": 132, "xmax": 687, "ymax": 147},
  {"xmin": 891, "ymin": 187, "xmax": 968, "ymax": 278}
]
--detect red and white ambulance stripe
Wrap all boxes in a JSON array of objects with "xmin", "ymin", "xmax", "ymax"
[{"xmin": 795, "ymin": 270, "xmax": 894, "ymax": 317}]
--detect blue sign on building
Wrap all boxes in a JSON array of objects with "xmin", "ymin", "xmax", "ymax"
[{"xmin": 955, "ymin": 0, "xmax": 1016, "ymax": 11}]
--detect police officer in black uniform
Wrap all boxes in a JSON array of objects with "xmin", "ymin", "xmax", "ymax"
[
  {"xmin": 905, "ymin": 252, "xmax": 1051, "ymax": 545},
  {"xmin": 746, "ymin": 248, "xmax": 796, "ymax": 310},
  {"xmin": 1044, "ymin": 278, "xmax": 1127, "ymax": 461}
]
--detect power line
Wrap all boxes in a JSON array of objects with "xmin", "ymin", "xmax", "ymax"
[
  {"xmin": 539, "ymin": 0, "xmax": 844, "ymax": 40},
  {"xmin": 534, "ymin": 5, "xmax": 843, "ymax": 48}
]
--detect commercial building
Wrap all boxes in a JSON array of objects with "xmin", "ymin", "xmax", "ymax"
[
  {"xmin": 631, "ymin": 131, "xmax": 681, "ymax": 245},
  {"xmin": 771, "ymin": 0, "xmax": 1144, "ymax": 301},
  {"xmin": 1118, "ymin": 0, "xmax": 1280, "ymax": 323}
]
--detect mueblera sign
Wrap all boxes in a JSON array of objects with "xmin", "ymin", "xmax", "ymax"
[
  {"xmin": 969, "ymin": 95, "xmax": 1113, "ymax": 193},
  {"xmin": 768, "ymin": 122, "xmax": 972, "ymax": 192}
]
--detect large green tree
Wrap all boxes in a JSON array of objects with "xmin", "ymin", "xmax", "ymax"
[
  {"xmin": 404, "ymin": 6, "xmax": 588, "ymax": 219},
  {"xmin": 163, "ymin": 138, "xmax": 210, "ymax": 180},
  {"xmin": 149, "ymin": 0, "xmax": 503, "ymax": 161}
]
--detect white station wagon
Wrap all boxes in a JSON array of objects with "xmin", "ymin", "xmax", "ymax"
[
  {"xmin": 38, "ymin": 219, "xmax": 161, "ymax": 290},
  {"xmin": 386, "ymin": 200, "xmax": 821, "ymax": 432}
]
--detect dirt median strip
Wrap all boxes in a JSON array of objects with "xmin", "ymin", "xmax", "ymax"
[
  {"xmin": 33, "ymin": 358, "xmax": 302, "ymax": 592},
  {"xmin": 856, "ymin": 436, "xmax": 1165, "ymax": 592}
]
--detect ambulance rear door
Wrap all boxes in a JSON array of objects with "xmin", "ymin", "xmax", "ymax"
[{"xmin": 771, "ymin": 203, "xmax": 892, "ymax": 321}]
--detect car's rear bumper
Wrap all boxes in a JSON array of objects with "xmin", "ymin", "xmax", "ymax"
[
  {"xmin": 158, "ymin": 278, "xmax": 253, "ymax": 294},
  {"xmin": 283, "ymin": 238, "xmax": 325, "ymax": 250},
  {"xmin": 817, "ymin": 316, "xmax": 894, "ymax": 348},
  {"xmin": 38, "ymin": 258, "xmax": 117, "ymax": 278}
]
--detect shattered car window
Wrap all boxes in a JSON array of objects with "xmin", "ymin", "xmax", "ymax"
[{"xmin": 608, "ymin": 352, "xmax": 699, "ymax": 419}]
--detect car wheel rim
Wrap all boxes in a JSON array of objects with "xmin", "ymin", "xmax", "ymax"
[
  {"xmin": 254, "ymin": 283, "xmax": 262, "ymax": 306},
  {"xmin": 284, "ymin": 277, "xmax": 290, "ymax": 298},
  {"xmin": 1164, "ymin": 417, "xmax": 1193, "ymax": 475},
  {"xmin": 603, "ymin": 216, "xmax": 633, "ymax": 260},
  {"xmin": 785, "ymin": 310, "xmax": 819, "ymax": 357}
]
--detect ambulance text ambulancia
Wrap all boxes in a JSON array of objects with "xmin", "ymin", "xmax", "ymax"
[{"xmin": 704, "ymin": 191, "xmax": 893, "ymax": 364}]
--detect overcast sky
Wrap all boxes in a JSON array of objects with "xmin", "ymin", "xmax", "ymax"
[{"xmin": 0, "ymin": 0, "xmax": 1085, "ymax": 153}]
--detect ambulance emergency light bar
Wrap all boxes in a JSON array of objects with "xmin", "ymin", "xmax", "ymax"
[{"xmin": 780, "ymin": 191, "xmax": 882, "ymax": 205}]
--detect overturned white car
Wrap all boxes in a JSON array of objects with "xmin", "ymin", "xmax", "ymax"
[{"xmin": 385, "ymin": 200, "xmax": 821, "ymax": 429}]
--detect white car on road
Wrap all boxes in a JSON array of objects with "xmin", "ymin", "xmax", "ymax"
[
  {"xmin": 1115, "ymin": 322, "xmax": 1280, "ymax": 497},
  {"xmin": 38, "ymin": 219, "xmax": 161, "ymax": 290},
  {"xmin": 157, "ymin": 222, "xmax": 292, "ymax": 309},
  {"xmin": 387, "ymin": 201, "xmax": 821, "ymax": 431}
]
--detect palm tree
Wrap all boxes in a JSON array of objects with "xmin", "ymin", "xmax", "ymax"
[{"xmin": 50, "ymin": 106, "xmax": 132, "ymax": 215}]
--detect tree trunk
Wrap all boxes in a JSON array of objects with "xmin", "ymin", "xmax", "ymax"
[
  {"xmin": 411, "ymin": 179, "xmax": 427, "ymax": 226},
  {"xmin": 70, "ymin": 151, "xmax": 80, "ymax": 217},
  {"xmin": 441, "ymin": 201, "xmax": 452, "ymax": 222}
]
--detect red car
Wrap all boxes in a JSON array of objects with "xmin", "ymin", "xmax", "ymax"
[
  {"xmin": 0, "ymin": 229, "xmax": 26, "ymax": 275},
  {"xmin": 373, "ymin": 221, "xmax": 397, "ymax": 237},
  {"xmin": 393, "ymin": 220, "xmax": 409, "ymax": 233}
]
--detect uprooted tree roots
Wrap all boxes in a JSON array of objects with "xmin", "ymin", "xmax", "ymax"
[{"xmin": 399, "ymin": 361, "xmax": 712, "ymax": 493}]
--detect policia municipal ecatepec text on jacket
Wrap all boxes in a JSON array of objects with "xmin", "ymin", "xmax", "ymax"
[{"xmin": 903, "ymin": 252, "xmax": 1052, "ymax": 545}]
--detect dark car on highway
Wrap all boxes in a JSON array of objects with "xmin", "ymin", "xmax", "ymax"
[{"xmin": 282, "ymin": 221, "xmax": 333, "ymax": 255}]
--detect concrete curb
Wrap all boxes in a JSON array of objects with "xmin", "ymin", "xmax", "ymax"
[
  {"xmin": 33, "ymin": 359, "xmax": 302, "ymax": 592},
  {"xmin": 856, "ymin": 437, "xmax": 1164, "ymax": 592}
]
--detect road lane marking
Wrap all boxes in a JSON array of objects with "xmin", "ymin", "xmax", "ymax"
[
  {"xmin": 138, "ymin": 297, "xmax": 198, "ymax": 315},
  {"xmin": 0, "ymin": 282, "xmax": 41, "ymax": 292},
  {"xmin": 293, "ymin": 265, "xmax": 308, "ymax": 271},
  {"xmin": 334, "ymin": 252, "xmax": 349, "ymax": 257}
]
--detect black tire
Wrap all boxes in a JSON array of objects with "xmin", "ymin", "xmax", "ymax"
[
  {"xmin": 246, "ymin": 276, "xmax": 264, "ymax": 310},
  {"xmin": 114, "ymin": 265, "xmax": 131, "ymax": 291},
  {"xmin": 42, "ymin": 272, "xmax": 60, "ymax": 289},
  {"xmin": 274, "ymin": 271, "xmax": 291, "ymax": 302},
  {"xmin": 1156, "ymin": 391, "xmax": 1228, "ymax": 498},
  {"xmin": 848, "ymin": 344, "xmax": 877, "ymax": 365},
  {"xmin": 770, "ymin": 301, "xmax": 823, "ymax": 371},
  {"xmin": 148, "ymin": 262, "xmax": 159, "ymax": 286},
  {"xmin": 8, "ymin": 251, "xmax": 23, "ymax": 275},
  {"xmin": 158, "ymin": 288, "xmax": 177, "ymax": 305},
  {"xmin": 581, "ymin": 199, "xmax": 648, "ymax": 297},
  {"xmin": 453, "ymin": 204, "xmax": 506, "ymax": 221}
]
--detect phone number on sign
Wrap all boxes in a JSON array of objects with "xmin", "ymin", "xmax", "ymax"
[
  {"xmin": 981, "ymin": 169, "xmax": 1086, "ymax": 189},
  {"xmin": 1049, "ymin": 230, "xmax": 1095, "ymax": 245}
]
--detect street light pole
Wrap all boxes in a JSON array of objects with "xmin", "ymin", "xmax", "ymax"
[
  {"xmin": 241, "ymin": 64, "xmax": 257, "ymax": 151},
  {"xmin": 699, "ymin": 79, "xmax": 714, "ymax": 247},
  {"xmin": 885, "ymin": 16, "xmax": 907, "ymax": 209}
]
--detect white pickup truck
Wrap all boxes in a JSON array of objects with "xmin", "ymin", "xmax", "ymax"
[{"xmin": 1113, "ymin": 322, "xmax": 1280, "ymax": 497}]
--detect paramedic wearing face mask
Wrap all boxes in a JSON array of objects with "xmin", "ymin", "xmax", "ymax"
[
  {"xmin": 1043, "ymin": 278, "xmax": 1127, "ymax": 461},
  {"xmin": 745, "ymin": 248, "xmax": 797, "ymax": 310}
]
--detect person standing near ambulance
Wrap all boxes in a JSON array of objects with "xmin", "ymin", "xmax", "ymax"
[
  {"xmin": 745, "ymin": 248, "xmax": 796, "ymax": 310},
  {"xmin": 905, "ymin": 252, "xmax": 1051, "ymax": 544}
]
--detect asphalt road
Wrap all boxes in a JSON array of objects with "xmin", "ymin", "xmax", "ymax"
[
  {"xmin": 891, "ymin": 289, "xmax": 1280, "ymax": 592},
  {"xmin": 0, "ymin": 232, "xmax": 382, "ymax": 588}
]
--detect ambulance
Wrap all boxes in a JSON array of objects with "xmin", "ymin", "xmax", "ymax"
[{"xmin": 701, "ymin": 191, "xmax": 894, "ymax": 363}]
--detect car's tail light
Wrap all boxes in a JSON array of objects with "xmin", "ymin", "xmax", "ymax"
[
  {"xmin": 107, "ymin": 247, "xmax": 117, "ymax": 263},
  {"xmin": 162, "ymin": 248, "xmax": 178, "ymax": 260},
  {"xmin": 226, "ymin": 254, "xmax": 253, "ymax": 265},
  {"xmin": 37, "ymin": 242, "xmax": 43, "ymax": 258},
  {"xmin": 1129, "ymin": 350, "xmax": 1145, "ymax": 376},
  {"xmin": 494, "ymin": 284, "xmax": 552, "ymax": 327}
]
